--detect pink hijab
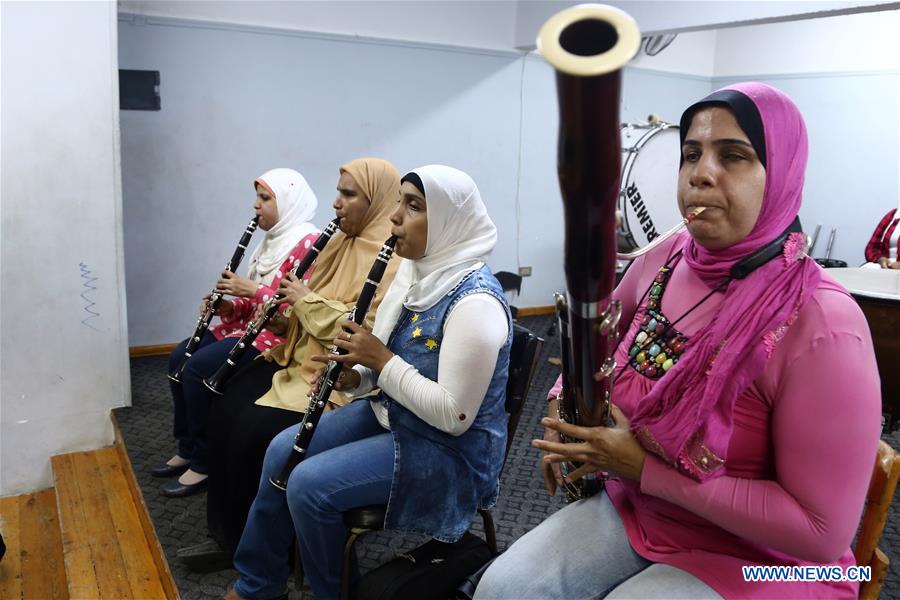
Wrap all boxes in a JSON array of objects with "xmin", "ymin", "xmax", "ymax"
[{"xmin": 629, "ymin": 83, "xmax": 822, "ymax": 481}]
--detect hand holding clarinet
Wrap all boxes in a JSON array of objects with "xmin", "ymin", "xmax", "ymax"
[
  {"xmin": 269, "ymin": 236, "xmax": 396, "ymax": 491},
  {"xmin": 214, "ymin": 269, "xmax": 259, "ymax": 298},
  {"xmin": 248, "ymin": 272, "xmax": 312, "ymax": 337},
  {"xmin": 202, "ymin": 218, "xmax": 341, "ymax": 395},
  {"xmin": 277, "ymin": 272, "xmax": 313, "ymax": 306},
  {"xmin": 169, "ymin": 216, "xmax": 259, "ymax": 383},
  {"xmin": 311, "ymin": 320, "xmax": 395, "ymax": 374},
  {"xmin": 199, "ymin": 294, "xmax": 233, "ymax": 319}
]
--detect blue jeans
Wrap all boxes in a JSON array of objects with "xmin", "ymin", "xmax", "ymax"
[
  {"xmin": 167, "ymin": 332, "xmax": 258, "ymax": 474},
  {"xmin": 474, "ymin": 492, "xmax": 720, "ymax": 599},
  {"xmin": 233, "ymin": 400, "xmax": 394, "ymax": 600}
]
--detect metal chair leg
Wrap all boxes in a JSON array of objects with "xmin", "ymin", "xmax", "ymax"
[
  {"xmin": 341, "ymin": 529, "xmax": 364, "ymax": 600},
  {"xmin": 479, "ymin": 509, "xmax": 498, "ymax": 555}
]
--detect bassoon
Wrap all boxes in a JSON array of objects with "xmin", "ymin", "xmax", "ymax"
[
  {"xmin": 269, "ymin": 236, "xmax": 397, "ymax": 491},
  {"xmin": 538, "ymin": 4, "xmax": 640, "ymax": 500},
  {"xmin": 169, "ymin": 216, "xmax": 259, "ymax": 383},
  {"xmin": 202, "ymin": 218, "xmax": 341, "ymax": 395}
]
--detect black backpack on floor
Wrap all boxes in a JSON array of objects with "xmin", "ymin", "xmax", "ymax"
[{"xmin": 354, "ymin": 532, "xmax": 493, "ymax": 600}]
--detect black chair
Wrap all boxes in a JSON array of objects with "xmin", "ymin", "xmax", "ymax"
[
  {"xmin": 494, "ymin": 271, "xmax": 523, "ymax": 319},
  {"xmin": 338, "ymin": 323, "xmax": 544, "ymax": 600}
]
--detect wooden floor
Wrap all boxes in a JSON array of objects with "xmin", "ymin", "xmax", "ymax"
[
  {"xmin": 53, "ymin": 447, "xmax": 175, "ymax": 599},
  {"xmin": 0, "ymin": 488, "xmax": 68, "ymax": 600},
  {"xmin": 0, "ymin": 439, "xmax": 178, "ymax": 599}
]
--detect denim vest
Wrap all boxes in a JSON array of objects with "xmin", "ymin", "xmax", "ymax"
[{"xmin": 379, "ymin": 265, "xmax": 512, "ymax": 542}]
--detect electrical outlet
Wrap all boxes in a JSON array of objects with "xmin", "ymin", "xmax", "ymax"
[{"xmin": 518, "ymin": 266, "xmax": 532, "ymax": 277}]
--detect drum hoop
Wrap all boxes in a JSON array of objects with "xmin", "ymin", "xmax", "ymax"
[
  {"xmin": 620, "ymin": 122, "xmax": 679, "ymax": 189},
  {"xmin": 618, "ymin": 123, "xmax": 680, "ymax": 251}
]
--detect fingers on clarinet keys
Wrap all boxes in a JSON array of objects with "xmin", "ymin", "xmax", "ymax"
[
  {"xmin": 310, "ymin": 367, "xmax": 326, "ymax": 394},
  {"xmin": 335, "ymin": 368, "xmax": 358, "ymax": 391}
]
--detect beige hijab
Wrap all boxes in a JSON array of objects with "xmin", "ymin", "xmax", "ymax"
[{"xmin": 258, "ymin": 158, "xmax": 401, "ymax": 411}]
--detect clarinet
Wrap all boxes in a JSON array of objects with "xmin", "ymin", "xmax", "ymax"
[
  {"xmin": 270, "ymin": 236, "xmax": 397, "ymax": 491},
  {"xmin": 538, "ymin": 4, "xmax": 640, "ymax": 500},
  {"xmin": 203, "ymin": 218, "xmax": 341, "ymax": 395},
  {"xmin": 169, "ymin": 216, "xmax": 259, "ymax": 383}
]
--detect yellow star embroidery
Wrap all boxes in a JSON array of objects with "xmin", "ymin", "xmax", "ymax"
[
  {"xmin": 410, "ymin": 313, "xmax": 419, "ymax": 322},
  {"xmin": 411, "ymin": 326, "xmax": 422, "ymax": 338},
  {"xmin": 425, "ymin": 338, "xmax": 439, "ymax": 351}
]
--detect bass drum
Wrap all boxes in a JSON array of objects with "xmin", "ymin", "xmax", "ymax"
[{"xmin": 618, "ymin": 123, "xmax": 682, "ymax": 253}]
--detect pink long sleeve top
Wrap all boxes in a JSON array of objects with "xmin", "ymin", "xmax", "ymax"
[
  {"xmin": 548, "ymin": 235, "xmax": 881, "ymax": 599},
  {"xmin": 209, "ymin": 233, "xmax": 319, "ymax": 353}
]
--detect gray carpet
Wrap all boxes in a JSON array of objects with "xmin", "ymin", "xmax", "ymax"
[
  {"xmin": 116, "ymin": 315, "xmax": 565, "ymax": 599},
  {"xmin": 116, "ymin": 314, "xmax": 900, "ymax": 599}
]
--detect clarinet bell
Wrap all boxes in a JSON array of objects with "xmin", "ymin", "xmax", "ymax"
[
  {"xmin": 202, "ymin": 369, "xmax": 227, "ymax": 396},
  {"xmin": 168, "ymin": 358, "xmax": 189, "ymax": 384}
]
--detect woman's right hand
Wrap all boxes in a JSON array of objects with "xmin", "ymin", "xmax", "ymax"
[
  {"xmin": 541, "ymin": 397, "xmax": 565, "ymax": 496},
  {"xmin": 215, "ymin": 270, "xmax": 258, "ymax": 298},
  {"xmin": 200, "ymin": 294, "xmax": 233, "ymax": 318},
  {"xmin": 265, "ymin": 312, "xmax": 289, "ymax": 337},
  {"xmin": 309, "ymin": 358, "xmax": 362, "ymax": 395},
  {"xmin": 278, "ymin": 272, "xmax": 312, "ymax": 307}
]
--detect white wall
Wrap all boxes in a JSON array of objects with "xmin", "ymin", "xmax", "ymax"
[
  {"xmin": 118, "ymin": 15, "xmax": 526, "ymax": 346},
  {"xmin": 118, "ymin": 10, "xmax": 709, "ymax": 347},
  {"xmin": 118, "ymin": 0, "xmax": 518, "ymax": 50},
  {"xmin": 1, "ymin": 1, "xmax": 130, "ymax": 495},
  {"xmin": 513, "ymin": 0, "xmax": 899, "ymax": 47},
  {"xmin": 712, "ymin": 10, "xmax": 900, "ymax": 265},
  {"xmin": 118, "ymin": 3, "xmax": 899, "ymax": 348},
  {"xmin": 630, "ymin": 29, "xmax": 717, "ymax": 78},
  {"xmin": 713, "ymin": 9, "xmax": 900, "ymax": 75}
]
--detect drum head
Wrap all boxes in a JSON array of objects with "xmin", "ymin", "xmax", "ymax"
[{"xmin": 618, "ymin": 125, "xmax": 682, "ymax": 252}]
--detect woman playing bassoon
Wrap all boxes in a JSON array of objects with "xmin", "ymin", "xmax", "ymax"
[{"xmin": 476, "ymin": 77, "xmax": 881, "ymax": 600}]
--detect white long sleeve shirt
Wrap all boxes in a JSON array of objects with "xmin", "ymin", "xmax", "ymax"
[{"xmin": 350, "ymin": 293, "xmax": 508, "ymax": 436}]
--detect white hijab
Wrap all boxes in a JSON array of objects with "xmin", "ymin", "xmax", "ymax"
[
  {"xmin": 374, "ymin": 165, "xmax": 497, "ymax": 341},
  {"xmin": 247, "ymin": 168, "xmax": 319, "ymax": 286}
]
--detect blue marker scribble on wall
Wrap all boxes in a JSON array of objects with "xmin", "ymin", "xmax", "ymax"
[{"xmin": 79, "ymin": 262, "xmax": 101, "ymax": 331}]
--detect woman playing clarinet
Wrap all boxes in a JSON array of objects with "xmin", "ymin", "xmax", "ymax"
[
  {"xmin": 225, "ymin": 165, "xmax": 511, "ymax": 600},
  {"xmin": 475, "ymin": 84, "xmax": 882, "ymax": 600},
  {"xmin": 156, "ymin": 168, "xmax": 320, "ymax": 497},
  {"xmin": 177, "ymin": 158, "xmax": 402, "ymax": 569}
]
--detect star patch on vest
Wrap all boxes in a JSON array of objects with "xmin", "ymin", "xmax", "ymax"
[
  {"xmin": 425, "ymin": 338, "xmax": 439, "ymax": 351},
  {"xmin": 412, "ymin": 326, "xmax": 422, "ymax": 338}
]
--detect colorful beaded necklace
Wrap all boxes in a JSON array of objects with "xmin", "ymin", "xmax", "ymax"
[{"xmin": 617, "ymin": 251, "xmax": 730, "ymax": 381}]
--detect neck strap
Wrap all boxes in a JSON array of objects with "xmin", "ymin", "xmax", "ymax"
[{"xmin": 730, "ymin": 216, "xmax": 802, "ymax": 280}]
